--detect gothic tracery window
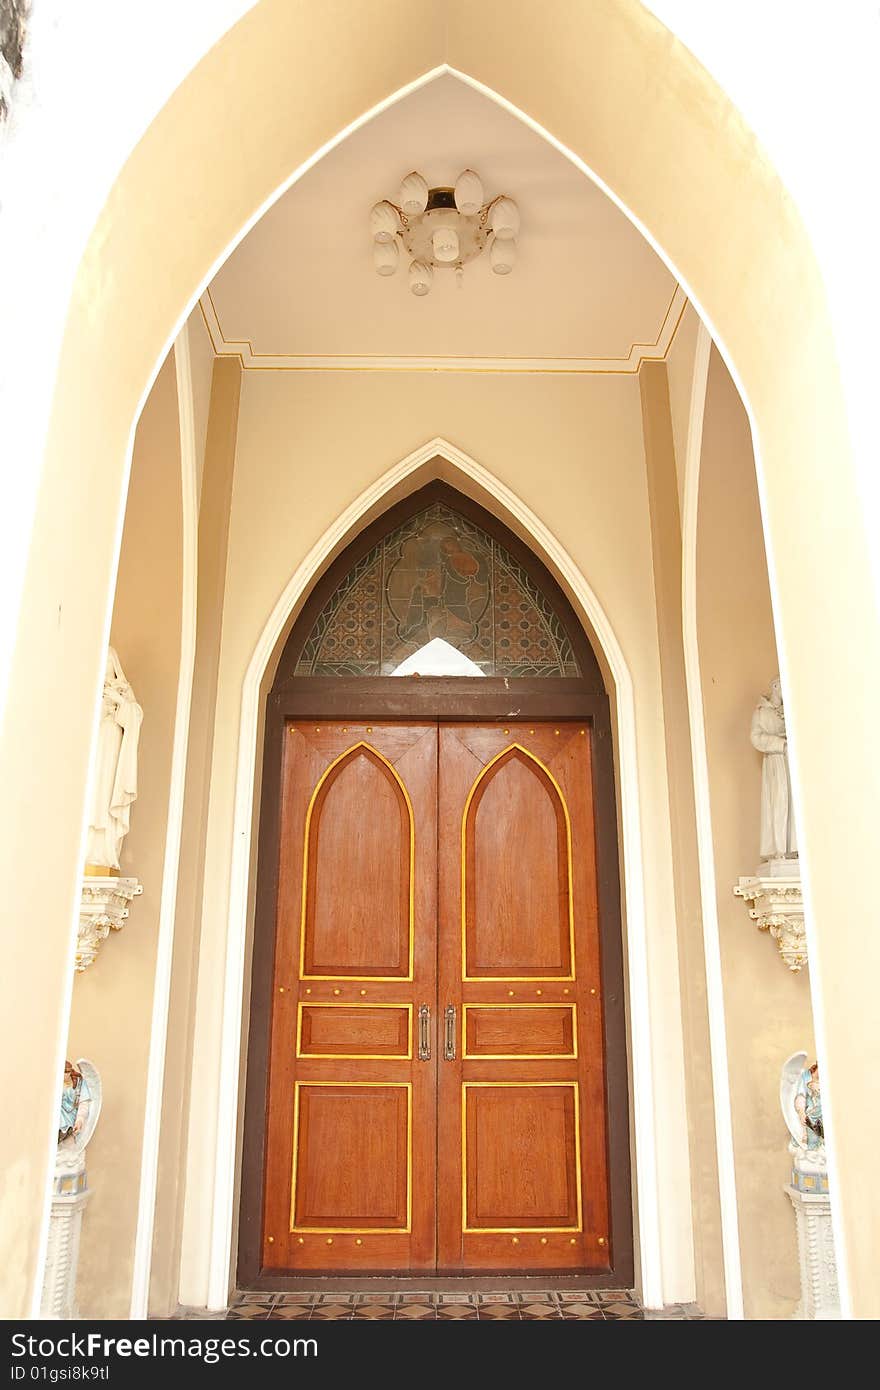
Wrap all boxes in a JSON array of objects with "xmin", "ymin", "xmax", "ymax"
[{"xmin": 294, "ymin": 501, "xmax": 580, "ymax": 678}]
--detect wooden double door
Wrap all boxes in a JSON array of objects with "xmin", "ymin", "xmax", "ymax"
[{"xmin": 263, "ymin": 719, "xmax": 611, "ymax": 1274}]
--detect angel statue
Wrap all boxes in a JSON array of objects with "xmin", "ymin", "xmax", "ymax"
[
  {"xmin": 56, "ymin": 1058, "xmax": 101, "ymax": 1161},
  {"xmin": 780, "ymin": 1051, "xmax": 827, "ymax": 1190},
  {"xmin": 42, "ymin": 1059, "xmax": 102, "ymax": 1317},
  {"xmin": 750, "ymin": 676, "xmax": 798, "ymax": 862},
  {"xmin": 59, "ymin": 1061, "xmax": 90, "ymax": 1143},
  {"xmin": 780, "ymin": 1050, "xmax": 838, "ymax": 1319},
  {"xmin": 795, "ymin": 1064, "xmax": 823, "ymax": 1150}
]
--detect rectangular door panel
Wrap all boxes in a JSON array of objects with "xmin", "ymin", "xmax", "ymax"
[
  {"xmin": 462, "ymin": 1082, "xmax": 581, "ymax": 1230},
  {"xmin": 438, "ymin": 722, "xmax": 611, "ymax": 1273},
  {"xmin": 463, "ymin": 1004, "xmax": 577, "ymax": 1059},
  {"xmin": 263, "ymin": 721, "xmax": 438, "ymax": 1272},
  {"xmin": 292, "ymin": 1082, "xmax": 411, "ymax": 1231},
  {"xmin": 297, "ymin": 1003, "xmax": 413, "ymax": 1059}
]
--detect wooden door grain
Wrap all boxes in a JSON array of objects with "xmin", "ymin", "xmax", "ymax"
[
  {"xmin": 437, "ymin": 723, "xmax": 611, "ymax": 1273},
  {"xmin": 262, "ymin": 722, "xmax": 438, "ymax": 1272}
]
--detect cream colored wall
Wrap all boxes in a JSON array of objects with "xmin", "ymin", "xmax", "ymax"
[
  {"xmin": 149, "ymin": 358, "xmax": 240, "ymax": 1316},
  {"xmin": 178, "ymin": 366, "xmax": 694, "ymax": 1304},
  {"xmin": 187, "ymin": 311, "xmax": 216, "ymax": 508},
  {"xmin": 639, "ymin": 359, "xmax": 724, "ymax": 1315},
  {"xmin": 697, "ymin": 347, "xmax": 815, "ymax": 1319},
  {"xmin": 664, "ymin": 303, "xmax": 701, "ymax": 510},
  {"xmin": 67, "ymin": 350, "xmax": 183, "ymax": 1319},
  {"xmin": 3, "ymin": 0, "xmax": 877, "ymax": 1316}
]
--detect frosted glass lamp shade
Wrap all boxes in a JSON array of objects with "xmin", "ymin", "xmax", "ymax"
[
  {"xmin": 373, "ymin": 240, "xmax": 399, "ymax": 276},
  {"xmin": 370, "ymin": 200, "xmax": 400, "ymax": 243},
  {"xmin": 399, "ymin": 171, "xmax": 429, "ymax": 215},
  {"xmin": 432, "ymin": 226, "xmax": 460, "ymax": 263},
  {"xmin": 454, "ymin": 169, "xmax": 483, "ymax": 215},
  {"xmin": 409, "ymin": 260, "xmax": 433, "ymax": 297},
  {"xmin": 491, "ymin": 236, "xmax": 517, "ymax": 275},
  {"xmin": 489, "ymin": 196, "xmax": 520, "ymax": 240}
]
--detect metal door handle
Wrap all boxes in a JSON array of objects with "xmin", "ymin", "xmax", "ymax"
[
  {"xmin": 418, "ymin": 1004, "xmax": 431, "ymax": 1061},
  {"xmin": 444, "ymin": 1004, "xmax": 457, "ymax": 1061}
]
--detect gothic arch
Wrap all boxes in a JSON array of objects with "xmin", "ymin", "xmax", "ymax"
[{"xmin": 12, "ymin": 0, "xmax": 870, "ymax": 1321}]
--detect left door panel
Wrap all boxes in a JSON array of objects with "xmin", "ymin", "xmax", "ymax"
[{"xmin": 263, "ymin": 721, "xmax": 438, "ymax": 1272}]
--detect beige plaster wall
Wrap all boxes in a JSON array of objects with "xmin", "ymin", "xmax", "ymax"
[
  {"xmin": 187, "ymin": 311, "xmax": 217, "ymax": 508},
  {"xmin": 697, "ymin": 347, "xmax": 815, "ymax": 1319},
  {"xmin": 639, "ymin": 359, "xmax": 724, "ymax": 1314},
  {"xmin": 149, "ymin": 358, "xmax": 241, "ymax": 1316},
  {"xmin": 67, "ymin": 350, "xmax": 183, "ymax": 1319},
  {"xmin": 178, "ymin": 365, "xmax": 694, "ymax": 1303},
  {"xmin": 664, "ymin": 303, "xmax": 701, "ymax": 508}
]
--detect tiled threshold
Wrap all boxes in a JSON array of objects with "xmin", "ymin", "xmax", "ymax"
[{"xmin": 177, "ymin": 1290, "xmax": 712, "ymax": 1320}]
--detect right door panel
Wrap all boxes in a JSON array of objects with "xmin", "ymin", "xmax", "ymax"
[{"xmin": 437, "ymin": 722, "xmax": 611, "ymax": 1272}]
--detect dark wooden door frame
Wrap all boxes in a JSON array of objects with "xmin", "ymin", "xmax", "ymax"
[{"xmin": 237, "ymin": 481, "xmax": 634, "ymax": 1290}]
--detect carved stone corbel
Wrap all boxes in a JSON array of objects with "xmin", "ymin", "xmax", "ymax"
[
  {"xmin": 734, "ymin": 874, "xmax": 806, "ymax": 971},
  {"xmin": 77, "ymin": 876, "xmax": 143, "ymax": 971}
]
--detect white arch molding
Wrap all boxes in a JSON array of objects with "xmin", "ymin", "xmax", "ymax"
[
  {"xmin": 10, "ymin": 10, "xmax": 858, "ymax": 1320},
  {"xmin": 196, "ymin": 438, "xmax": 667, "ymax": 1309}
]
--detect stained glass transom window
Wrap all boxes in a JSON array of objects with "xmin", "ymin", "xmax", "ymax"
[{"xmin": 294, "ymin": 502, "xmax": 580, "ymax": 678}]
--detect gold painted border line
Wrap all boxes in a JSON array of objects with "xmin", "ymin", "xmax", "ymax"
[
  {"xmin": 660, "ymin": 293, "xmax": 689, "ymax": 361},
  {"xmin": 460, "ymin": 1081, "xmax": 583, "ymax": 1234},
  {"xmin": 295, "ymin": 1001, "xmax": 414, "ymax": 1060},
  {"xmin": 201, "ymin": 284, "xmax": 688, "ymax": 374},
  {"xmin": 461, "ymin": 1002, "xmax": 577, "ymax": 1060},
  {"xmin": 299, "ymin": 741, "xmax": 415, "ymax": 982},
  {"xmin": 461, "ymin": 744, "xmax": 576, "ymax": 983},
  {"xmin": 290, "ymin": 1080, "xmax": 412, "ymax": 1234}
]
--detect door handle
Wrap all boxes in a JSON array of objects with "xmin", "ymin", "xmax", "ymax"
[
  {"xmin": 418, "ymin": 1004, "xmax": 431, "ymax": 1061},
  {"xmin": 444, "ymin": 1004, "xmax": 457, "ymax": 1061}
]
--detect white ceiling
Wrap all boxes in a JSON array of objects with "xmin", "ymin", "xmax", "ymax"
[{"xmin": 207, "ymin": 74, "xmax": 678, "ymax": 363}]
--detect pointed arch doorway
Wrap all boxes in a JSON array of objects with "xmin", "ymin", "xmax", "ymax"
[{"xmin": 239, "ymin": 482, "xmax": 632, "ymax": 1287}]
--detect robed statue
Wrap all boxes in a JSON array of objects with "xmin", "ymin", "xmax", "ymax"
[
  {"xmin": 750, "ymin": 675, "xmax": 797, "ymax": 861},
  {"xmin": 84, "ymin": 648, "xmax": 143, "ymax": 871}
]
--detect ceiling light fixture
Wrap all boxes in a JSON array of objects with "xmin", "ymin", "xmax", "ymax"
[{"xmin": 370, "ymin": 169, "xmax": 520, "ymax": 296}]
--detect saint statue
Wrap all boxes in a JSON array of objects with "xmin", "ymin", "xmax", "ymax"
[
  {"xmin": 750, "ymin": 675, "xmax": 797, "ymax": 861},
  {"xmin": 84, "ymin": 647, "xmax": 143, "ymax": 872}
]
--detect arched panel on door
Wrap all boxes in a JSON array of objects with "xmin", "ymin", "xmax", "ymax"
[
  {"xmin": 462, "ymin": 745, "xmax": 574, "ymax": 981},
  {"xmin": 301, "ymin": 742, "xmax": 414, "ymax": 980}
]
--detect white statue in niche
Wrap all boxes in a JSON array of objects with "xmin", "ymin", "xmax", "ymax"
[
  {"xmin": 84, "ymin": 647, "xmax": 143, "ymax": 871},
  {"xmin": 750, "ymin": 675, "xmax": 798, "ymax": 862}
]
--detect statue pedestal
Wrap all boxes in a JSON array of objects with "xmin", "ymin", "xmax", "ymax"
[
  {"xmin": 763, "ymin": 855, "xmax": 800, "ymax": 878},
  {"xmin": 734, "ymin": 871, "xmax": 806, "ymax": 971},
  {"xmin": 786, "ymin": 1185, "xmax": 840, "ymax": 1319},
  {"xmin": 40, "ymin": 1157, "xmax": 91, "ymax": 1318},
  {"xmin": 78, "ymin": 876, "xmax": 142, "ymax": 971}
]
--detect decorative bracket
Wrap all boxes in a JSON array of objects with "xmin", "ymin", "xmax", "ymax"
[
  {"xmin": 734, "ymin": 873, "xmax": 806, "ymax": 971},
  {"xmin": 77, "ymin": 876, "xmax": 143, "ymax": 971}
]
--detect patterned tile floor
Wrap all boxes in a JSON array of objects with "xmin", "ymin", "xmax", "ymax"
[{"xmin": 179, "ymin": 1290, "xmax": 708, "ymax": 1320}]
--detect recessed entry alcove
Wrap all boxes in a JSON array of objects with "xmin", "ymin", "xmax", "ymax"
[{"xmin": 13, "ymin": 0, "xmax": 860, "ymax": 1326}]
